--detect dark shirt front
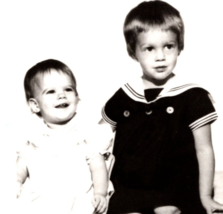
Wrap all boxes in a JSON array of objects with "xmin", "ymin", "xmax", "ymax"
[{"xmin": 102, "ymin": 81, "xmax": 217, "ymax": 214}]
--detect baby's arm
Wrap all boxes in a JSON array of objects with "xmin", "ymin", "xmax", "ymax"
[
  {"xmin": 89, "ymin": 154, "xmax": 108, "ymax": 213},
  {"xmin": 98, "ymin": 118, "xmax": 115, "ymax": 132},
  {"xmin": 193, "ymin": 124, "xmax": 223, "ymax": 214},
  {"xmin": 16, "ymin": 157, "xmax": 28, "ymax": 198}
]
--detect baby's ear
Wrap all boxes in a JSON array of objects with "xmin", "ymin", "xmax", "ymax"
[{"xmin": 28, "ymin": 98, "xmax": 40, "ymax": 113}]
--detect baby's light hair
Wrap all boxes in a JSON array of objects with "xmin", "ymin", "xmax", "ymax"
[
  {"xmin": 24, "ymin": 59, "xmax": 78, "ymax": 102},
  {"xmin": 124, "ymin": 0, "xmax": 184, "ymax": 60}
]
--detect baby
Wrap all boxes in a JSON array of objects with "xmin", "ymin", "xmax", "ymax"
[{"xmin": 16, "ymin": 59, "xmax": 112, "ymax": 214}]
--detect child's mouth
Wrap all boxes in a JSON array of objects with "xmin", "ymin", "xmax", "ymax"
[
  {"xmin": 56, "ymin": 103, "xmax": 69, "ymax": 108},
  {"xmin": 155, "ymin": 66, "xmax": 167, "ymax": 72}
]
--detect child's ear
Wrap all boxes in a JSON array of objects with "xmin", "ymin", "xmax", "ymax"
[{"xmin": 28, "ymin": 98, "xmax": 40, "ymax": 113}]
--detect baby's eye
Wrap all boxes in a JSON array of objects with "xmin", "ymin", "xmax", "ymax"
[
  {"xmin": 146, "ymin": 47, "xmax": 154, "ymax": 52},
  {"xmin": 65, "ymin": 88, "xmax": 73, "ymax": 92},
  {"xmin": 46, "ymin": 90, "xmax": 55, "ymax": 94}
]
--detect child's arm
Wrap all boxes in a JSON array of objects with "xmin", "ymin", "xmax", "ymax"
[
  {"xmin": 89, "ymin": 154, "xmax": 108, "ymax": 214},
  {"xmin": 16, "ymin": 157, "xmax": 28, "ymax": 198},
  {"xmin": 193, "ymin": 124, "xmax": 223, "ymax": 214}
]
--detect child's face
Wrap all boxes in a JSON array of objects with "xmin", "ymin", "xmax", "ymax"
[
  {"xmin": 135, "ymin": 28, "xmax": 179, "ymax": 84},
  {"xmin": 30, "ymin": 70, "xmax": 78, "ymax": 125}
]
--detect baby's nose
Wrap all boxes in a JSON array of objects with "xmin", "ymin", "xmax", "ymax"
[{"xmin": 57, "ymin": 92, "xmax": 66, "ymax": 99}]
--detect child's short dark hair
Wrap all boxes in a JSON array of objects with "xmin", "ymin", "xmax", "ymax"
[
  {"xmin": 124, "ymin": 0, "xmax": 184, "ymax": 60},
  {"xmin": 24, "ymin": 59, "xmax": 78, "ymax": 102}
]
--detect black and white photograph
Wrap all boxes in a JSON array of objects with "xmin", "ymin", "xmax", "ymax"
[{"xmin": 1, "ymin": 0, "xmax": 223, "ymax": 213}]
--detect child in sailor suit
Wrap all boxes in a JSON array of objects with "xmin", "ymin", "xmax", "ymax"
[
  {"xmin": 103, "ymin": 75, "xmax": 219, "ymax": 213},
  {"xmin": 102, "ymin": 1, "xmax": 223, "ymax": 214}
]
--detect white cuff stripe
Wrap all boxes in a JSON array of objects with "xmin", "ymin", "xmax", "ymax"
[
  {"xmin": 101, "ymin": 107, "xmax": 117, "ymax": 127},
  {"xmin": 189, "ymin": 112, "xmax": 217, "ymax": 127},
  {"xmin": 191, "ymin": 116, "xmax": 217, "ymax": 130},
  {"xmin": 191, "ymin": 116, "xmax": 218, "ymax": 131},
  {"xmin": 189, "ymin": 112, "xmax": 218, "ymax": 130}
]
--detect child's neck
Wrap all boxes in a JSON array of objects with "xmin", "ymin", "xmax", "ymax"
[
  {"xmin": 142, "ymin": 73, "xmax": 175, "ymax": 89},
  {"xmin": 45, "ymin": 113, "xmax": 76, "ymax": 131}
]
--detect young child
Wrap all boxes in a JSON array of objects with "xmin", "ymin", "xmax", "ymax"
[
  {"xmin": 101, "ymin": 1, "xmax": 223, "ymax": 214},
  {"xmin": 16, "ymin": 59, "xmax": 113, "ymax": 214}
]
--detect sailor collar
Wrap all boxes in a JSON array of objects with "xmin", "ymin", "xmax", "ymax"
[{"xmin": 121, "ymin": 75, "xmax": 200, "ymax": 104}]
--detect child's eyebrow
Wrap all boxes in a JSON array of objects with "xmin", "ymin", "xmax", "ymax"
[
  {"xmin": 140, "ymin": 40, "xmax": 177, "ymax": 48},
  {"xmin": 42, "ymin": 85, "xmax": 75, "ymax": 94},
  {"xmin": 42, "ymin": 88, "xmax": 51, "ymax": 94},
  {"xmin": 64, "ymin": 85, "xmax": 75, "ymax": 90},
  {"xmin": 166, "ymin": 40, "xmax": 177, "ymax": 44},
  {"xmin": 66, "ymin": 85, "xmax": 75, "ymax": 88},
  {"xmin": 139, "ymin": 42, "xmax": 153, "ymax": 48}
]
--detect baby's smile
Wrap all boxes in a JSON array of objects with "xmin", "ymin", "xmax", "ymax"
[{"xmin": 55, "ymin": 103, "xmax": 69, "ymax": 108}]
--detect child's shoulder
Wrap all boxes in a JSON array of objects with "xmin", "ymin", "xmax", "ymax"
[
  {"xmin": 165, "ymin": 75, "xmax": 216, "ymax": 107},
  {"xmin": 16, "ymin": 114, "xmax": 43, "ymax": 141},
  {"xmin": 107, "ymin": 75, "xmax": 145, "ymax": 100},
  {"xmin": 164, "ymin": 75, "xmax": 210, "ymax": 93}
]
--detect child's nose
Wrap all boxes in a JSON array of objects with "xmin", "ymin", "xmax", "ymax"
[
  {"xmin": 155, "ymin": 50, "xmax": 165, "ymax": 61},
  {"xmin": 57, "ymin": 92, "xmax": 66, "ymax": 99}
]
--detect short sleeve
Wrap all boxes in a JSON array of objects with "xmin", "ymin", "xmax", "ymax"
[
  {"xmin": 16, "ymin": 113, "xmax": 45, "ymax": 159},
  {"xmin": 186, "ymin": 88, "xmax": 217, "ymax": 131},
  {"xmin": 84, "ymin": 123, "xmax": 114, "ymax": 164},
  {"xmin": 101, "ymin": 88, "xmax": 124, "ymax": 128},
  {"xmin": 16, "ymin": 141, "xmax": 37, "ymax": 160},
  {"xmin": 16, "ymin": 128, "xmax": 34, "ymax": 160}
]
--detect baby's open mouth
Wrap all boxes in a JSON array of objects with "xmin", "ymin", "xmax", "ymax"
[{"xmin": 56, "ymin": 103, "xmax": 69, "ymax": 108}]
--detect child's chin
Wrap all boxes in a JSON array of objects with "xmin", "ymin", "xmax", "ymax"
[
  {"xmin": 58, "ymin": 115, "xmax": 76, "ymax": 124},
  {"xmin": 156, "ymin": 73, "xmax": 173, "ymax": 81}
]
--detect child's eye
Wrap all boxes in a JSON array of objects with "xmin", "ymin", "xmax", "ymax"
[
  {"xmin": 146, "ymin": 47, "xmax": 154, "ymax": 52},
  {"xmin": 46, "ymin": 90, "xmax": 55, "ymax": 94},
  {"xmin": 165, "ymin": 44, "xmax": 174, "ymax": 50},
  {"xmin": 65, "ymin": 88, "xmax": 73, "ymax": 92}
]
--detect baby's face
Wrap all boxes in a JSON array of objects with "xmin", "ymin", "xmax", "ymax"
[
  {"xmin": 30, "ymin": 69, "xmax": 78, "ymax": 125},
  {"xmin": 135, "ymin": 27, "xmax": 179, "ymax": 84}
]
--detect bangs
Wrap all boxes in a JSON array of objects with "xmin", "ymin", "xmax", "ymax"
[{"xmin": 125, "ymin": 15, "xmax": 183, "ymax": 34}]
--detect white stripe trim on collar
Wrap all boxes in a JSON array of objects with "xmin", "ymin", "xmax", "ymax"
[{"xmin": 122, "ymin": 76, "xmax": 200, "ymax": 104}]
